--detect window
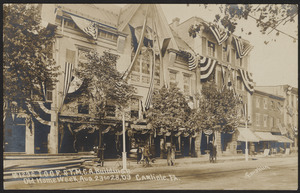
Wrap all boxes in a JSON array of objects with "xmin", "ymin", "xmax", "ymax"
[
  {"xmin": 183, "ymin": 75, "xmax": 190, "ymax": 95},
  {"xmin": 105, "ymin": 105, "xmax": 116, "ymax": 117},
  {"xmin": 77, "ymin": 47, "xmax": 91, "ymax": 69},
  {"xmin": 78, "ymin": 103, "xmax": 89, "ymax": 114},
  {"xmin": 256, "ymin": 113, "xmax": 260, "ymax": 126},
  {"xmin": 46, "ymin": 90, "xmax": 53, "ymax": 102},
  {"xmin": 263, "ymin": 98, "xmax": 268, "ymax": 109},
  {"xmin": 217, "ymin": 70, "xmax": 223, "ymax": 88},
  {"xmin": 130, "ymin": 53, "xmax": 156, "ymax": 85},
  {"xmin": 256, "ymin": 97, "xmax": 260, "ymax": 108},
  {"xmin": 263, "ymin": 115, "xmax": 268, "ymax": 127},
  {"xmin": 237, "ymin": 76, "xmax": 243, "ymax": 90},
  {"xmin": 99, "ymin": 30, "xmax": 118, "ymax": 41},
  {"xmin": 269, "ymin": 117, "xmax": 274, "ymax": 128},
  {"xmin": 131, "ymin": 98, "xmax": 139, "ymax": 119},
  {"xmin": 207, "ymin": 41, "xmax": 216, "ymax": 57},
  {"xmin": 270, "ymin": 101, "xmax": 275, "ymax": 110},
  {"xmin": 222, "ymin": 46, "xmax": 227, "ymax": 62},
  {"xmin": 169, "ymin": 71, "xmax": 177, "ymax": 87}
]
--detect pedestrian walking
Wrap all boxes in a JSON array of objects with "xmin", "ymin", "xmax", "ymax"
[
  {"xmin": 167, "ymin": 146, "xmax": 171, "ymax": 166},
  {"xmin": 137, "ymin": 145, "xmax": 142, "ymax": 164},
  {"xmin": 143, "ymin": 145, "xmax": 150, "ymax": 166},
  {"xmin": 170, "ymin": 145, "xmax": 176, "ymax": 166}
]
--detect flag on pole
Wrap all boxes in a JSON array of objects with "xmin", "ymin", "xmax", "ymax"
[{"xmin": 233, "ymin": 36, "xmax": 253, "ymax": 58}]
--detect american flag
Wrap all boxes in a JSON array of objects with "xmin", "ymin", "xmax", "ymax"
[
  {"xmin": 62, "ymin": 62, "xmax": 73, "ymax": 105},
  {"xmin": 83, "ymin": 22, "xmax": 98, "ymax": 40}
]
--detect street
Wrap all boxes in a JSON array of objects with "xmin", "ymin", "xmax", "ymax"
[{"xmin": 3, "ymin": 155, "xmax": 298, "ymax": 190}]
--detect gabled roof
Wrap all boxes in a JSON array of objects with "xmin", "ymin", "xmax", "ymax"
[{"xmin": 58, "ymin": 4, "xmax": 119, "ymax": 29}]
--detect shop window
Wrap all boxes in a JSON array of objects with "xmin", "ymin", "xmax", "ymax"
[
  {"xmin": 78, "ymin": 103, "xmax": 89, "ymax": 114},
  {"xmin": 105, "ymin": 105, "xmax": 116, "ymax": 117}
]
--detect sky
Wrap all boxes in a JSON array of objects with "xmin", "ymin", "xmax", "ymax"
[{"xmin": 160, "ymin": 4, "xmax": 298, "ymax": 88}]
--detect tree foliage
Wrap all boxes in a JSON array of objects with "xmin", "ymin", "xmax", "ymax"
[
  {"xmin": 189, "ymin": 4, "xmax": 298, "ymax": 43},
  {"xmin": 3, "ymin": 4, "xmax": 59, "ymax": 109},
  {"xmin": 146, "ymin": 85, "xmax": 191, "ymax": 136},
  {"xmin": 76, "ymin": 51, "xmax": 135, "ymax": 118},
  {"xmin": 188, "ymin": 84, "xmax": 241, "ymax": 134}
]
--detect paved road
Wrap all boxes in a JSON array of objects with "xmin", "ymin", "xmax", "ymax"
[{"xmin": 4, "ymin": 156, "xmax": 297, "ymax": 190}]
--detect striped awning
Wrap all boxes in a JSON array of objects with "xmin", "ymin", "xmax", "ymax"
[
  {"xmin": 254, "ymin": 132, "xmax": 278, "ymax": 141},
  {"xmin": 272, "ymin": 135, "xmax": 294, "ymax": 143},
  {"xmin": 237, "ymin": 127, "xmax": 260, "ymax": 142}
]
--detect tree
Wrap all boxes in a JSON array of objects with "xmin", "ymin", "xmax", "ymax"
[
  {"xmin": 189, "ymin": 84, "xmax": 241, "ymax": 135},
  {"xmin": 189, "ymin": 4, "xmax": 298, "ymax": 43},
  {"xmin": 145, "ymin": 85, "xmax": 191, "ymax": 145},
  {"xmin": 3, "ymin": 4, "xmax": 59, "ymax": 119},
  {"xmin": 75, "ymin": 50, "xmax": 135, "ymax": 149}
]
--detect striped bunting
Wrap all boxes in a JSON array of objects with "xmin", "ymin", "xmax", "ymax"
[
  {"xmin": 144, "ymin": 57, "xmax": 155, "ymax": 110},
  {"xmin": 238, "ymin": 69, "xmax": 254, "ymax": 93},
  {"xmin": 203, "ymin": 129, "xmax": 213, "ymax": 135},
  {"xmin": 188, "ymin": 52, "xmax": 199, "ymax": 70},
  {"xmin": 203, "ymin": 22, "xmax": 229, "ymax": 45},
  {"xmin": 233, "ymin": 36, "xmax": 253, "ymax": 58},
  {"xmin": 26, "ymin": 102, "xmax": 51, "ymax": 126},
  {"xmin": 37, "ymin": 102, "xmax": 51, "ymax": 114},
  {"xmin": 199, "ymin": 56, "xmax": 217, "ymax": 80},
  {"xmin": 62, "ymin": 62, "xmax": 73, "ymax": 107}
]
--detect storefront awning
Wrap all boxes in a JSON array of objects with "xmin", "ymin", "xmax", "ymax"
[
  {"xmin": 254, "ymin": 132, "xmax": 278, "ymax": 141},
  {"xmin": 237, "ymin": 128, "xmax": 260, "ymax": 142},
  {"xmin": 272, "ymin": 135, "xmax": 294, "ymax": 143}
]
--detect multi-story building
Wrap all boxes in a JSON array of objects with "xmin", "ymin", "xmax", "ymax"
[
  {"xmin": 251, "ymin": 88, "xmax": 294, "ymax": 154},
  {"xmin": 4, "ymin": 4, "xmax": 256, "ymax": 157},
  {"xmin": 171, "ymin": 17, "xmax": 255, "ymax": 155},
  {"xmin": 255, "ymin": 85, "xmax": 298, "ymax": 152}
]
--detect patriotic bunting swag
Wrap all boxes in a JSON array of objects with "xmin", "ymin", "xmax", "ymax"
[
  {"xmin": 199, "ymin": 56, "xmax": 217, "ymax": 80},
  {"xmin": 238, "ymin": 69, "xmax": 254, "ymax": 93},
  {"xmin": 26, "ymin": 102, "xmax": 51, "ymax": 126},
  {"xmin": 203, "ymin": 22, "xmax": 229, "ymax": 45},
  {"xmin": 188, "ymin": 52, "xmax": 199, "ymax": 70},
  {"xmin": 233, "ymin": 36, "xmax": 253, "ymax": 58}
]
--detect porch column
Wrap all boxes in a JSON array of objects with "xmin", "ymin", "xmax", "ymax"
[{"xmin": 48, "ymin": 109, "xmax": 59, "ymax": 154}]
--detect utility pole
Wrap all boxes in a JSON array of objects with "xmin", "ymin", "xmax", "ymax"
[
  {"xmin": 122, "ymin": 110, "xmax": 127, "ymax": 170},
  {"xmin": 245, "ymin": 103, "xmax": 248, "ymax": 161}
]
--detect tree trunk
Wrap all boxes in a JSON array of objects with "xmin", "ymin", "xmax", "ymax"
[{"xmin": 195, "ymin": 130, "xmax": 202, "ymax": 157}]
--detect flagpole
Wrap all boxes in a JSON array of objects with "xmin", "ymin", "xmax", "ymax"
[{"xmin": 245, "ymin": 103, "xmax": 249, "ymax": 161}]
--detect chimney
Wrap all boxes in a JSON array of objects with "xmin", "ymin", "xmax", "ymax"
[{"xmin": 171, "ymin": 17, "xmax": 180, "ymax": 29}]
